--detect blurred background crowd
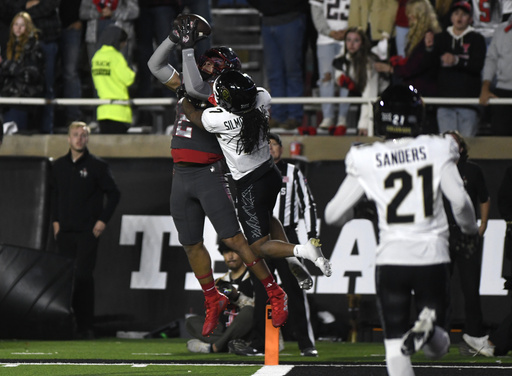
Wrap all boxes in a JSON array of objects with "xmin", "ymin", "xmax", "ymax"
[{"xmin": 0, "ymin": 0, "xmax": 511, "ymax": 137}]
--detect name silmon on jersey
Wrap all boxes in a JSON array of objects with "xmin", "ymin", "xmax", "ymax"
[
  {"xmin": 224, "ymin": 117, "xmax": 243, "ymax": 130},
  {"xmin": 375, "ymin": 146, "xmax": 427, "ymax": 167}
]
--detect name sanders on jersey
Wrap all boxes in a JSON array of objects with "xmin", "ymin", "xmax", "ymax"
[{"xmin": 375, "ymin": 146, "xmax": 427, "ymax": 167}]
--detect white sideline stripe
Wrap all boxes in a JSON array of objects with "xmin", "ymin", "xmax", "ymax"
[
  {"xmin": 0, "ymin": 362, "xmax": 259, "ymax": 367},
  {"xmin": 1, "ymin": 362, "xmax": 512, "ymax": 370},
  {"xmin": 11, "ymin": 353, "xmax": 54, "ymax": 355},
  {"xmin": 131, "ymin": 353, "xmax": 174, "ymax": 355},
  {"xmin": 252, "ymin": 365, "xmax": 294, "ymax": 375}
]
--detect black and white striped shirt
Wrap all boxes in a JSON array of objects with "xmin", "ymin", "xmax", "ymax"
[{"xmin": 273, "ymin": 160, "xmax": 318, "ymax": 238}]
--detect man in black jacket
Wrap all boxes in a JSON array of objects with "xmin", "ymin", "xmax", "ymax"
[
  {"xmin": 51, "ymin": 121, "xmax": 120, "ymax": 338},
  {"xmin": 433, "ymin": 1, "xmax": 486, "ymax": 137},
  {"xmin": 463, "ymin": 163, "xmax": 512, "ymax": 357}
]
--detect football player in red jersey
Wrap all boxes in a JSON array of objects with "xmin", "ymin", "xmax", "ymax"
[{"xmin": 148, "ymin": 15, "xmax": 288, "ymax": 335}]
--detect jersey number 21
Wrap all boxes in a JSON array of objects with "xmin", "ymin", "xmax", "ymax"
[{"xmin": 385, "ymin": 165, "xmax": 433, "ymax": 224}]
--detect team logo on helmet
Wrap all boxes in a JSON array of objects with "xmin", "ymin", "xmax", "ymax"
[
  {"xmin": 220, "ymin": 88, "xmax": 231, "ymax": 103},
  {"xmin": 213, "ymin": 71, "xmax": 257, "ymax": 114},
  {"xmin": 374, "ymin": 85, "xmax": 425, "ymax": 138}
]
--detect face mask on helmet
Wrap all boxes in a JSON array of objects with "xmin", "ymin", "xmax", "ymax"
[
  {"xmin": 373, "ymin": 85, "xmax": 425, "ymax": 138},
  {"xmin": 213, "ymin": 71, "xmax": 257, "ymax": 114},
  {"xmin": 198, "ymin": 47, "xmax": 242, "ymax": 80}
]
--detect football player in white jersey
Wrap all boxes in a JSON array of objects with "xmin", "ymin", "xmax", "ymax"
[
  {"xmin": 325, "ymin": 85, "xmax": 479, "ymax": 376},
  {"xmin": 182, "ymin": 70, "xmax": 332, "ymax": 279}
]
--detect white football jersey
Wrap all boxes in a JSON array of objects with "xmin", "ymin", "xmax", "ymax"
[
  {"xmin": 342, "ymin": 135, "xmax": 475, "ymax": 265},
  {"xmin": 201, "ymin": 88, "xmax": 271, "ymax": 181},
  {"xmin": 471, "ymin": 0, "xmax": 504, "ymax": 39},
  {"xmin": 310, "ymin": 0, "xmax": 350, "ymax": 45}
]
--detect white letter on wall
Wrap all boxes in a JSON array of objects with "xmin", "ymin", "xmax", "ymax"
[{"xmin": 120, "ymin": 215, "xmax": 177, "ymax": 289}]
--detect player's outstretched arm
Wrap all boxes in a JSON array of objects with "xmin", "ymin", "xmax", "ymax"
[
  {"xmin": 182, "ymin": 48, "xmax": 212, "ymax": 100},
  {"xmin": 325, "ymin": 174, "xmax": 365, "ymax": 227},
  {"xmin": 147, "ymin": 38, "xmax": 181, "ymax": 91}
]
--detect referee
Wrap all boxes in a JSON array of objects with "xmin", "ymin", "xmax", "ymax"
[
  {"xmin": 269, "ymin": 133, "xmax": 318, "ymax": 243},
  {"xmin": 268, "ymin": 132, "xmax": 319, "ymax": 356}
]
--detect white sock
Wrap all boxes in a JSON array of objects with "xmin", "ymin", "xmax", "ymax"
[
  {"xmin": 384, "ymin": 339, "xmax": 414, "ymax": 376},
  {"xmin": 423, "ymin": 326, "xmax": 450, "ymax": 359},
  {"xmin": 293, "ymin": 245, "xmax": 301, "ymax": 257}
]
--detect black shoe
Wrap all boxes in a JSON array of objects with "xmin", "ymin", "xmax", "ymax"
[
  {"xmin": 228, "ymin": 339, "xmax": 264, "ymax": 356},
  {"xmin": 301, "ymin": 347, "xmax": 318, "ymax": 357}
]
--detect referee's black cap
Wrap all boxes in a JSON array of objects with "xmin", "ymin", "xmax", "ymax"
[{"xmin": 268, "ymin": 132, "xmax": 282, "ymax": 146}]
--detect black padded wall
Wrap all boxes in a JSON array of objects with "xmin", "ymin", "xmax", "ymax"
[
  {"xmin": 0, "ymin": 156, "xmax": 52, "ymax": 251},
  {"xmin": 0, "ymin": 244, "xmax": 74, "ymax": 339}
]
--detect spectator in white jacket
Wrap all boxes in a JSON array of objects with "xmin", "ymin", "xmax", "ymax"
[
  {"xmin": 479, "ymin": 15, "xmax": 512, "ymax": 136},
  {"xmin": 332, "ymin": 27, "xmax": 389, "ymax": 136},
  {"xmin": 310, "ymin": 0, "xmax": 351, "ymax": 130}
]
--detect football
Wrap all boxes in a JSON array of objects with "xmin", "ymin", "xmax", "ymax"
[{"xmin": 173, "ymin": 13, "xmax": 212, "ymax": 38}]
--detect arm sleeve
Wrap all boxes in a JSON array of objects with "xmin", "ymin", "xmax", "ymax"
[
  {"xmin": 147, "ymin": 38, "xmax": 178, "ymax": 84},
  {"xmin": 182, "ymin": 48, "xmax": 212, "ymax": 100},
  {"xmin": 293, "ymin": 166, "xmax": 318, "ymax": 238},
  {"xmin": 325, "ymin": 174, "xmax": 366, "ymax": 227},
  {"xmin": 440, "ymin": 162, "xmax": 478, "ymax": 234},
  {"xmin": 310, "ymin": 3, "xmax": 331, "ymax": 36}
]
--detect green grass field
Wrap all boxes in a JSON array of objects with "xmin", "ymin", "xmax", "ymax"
[{"xmin": 1, "ymin": 338, "xmax": 511, "ymax": 375}]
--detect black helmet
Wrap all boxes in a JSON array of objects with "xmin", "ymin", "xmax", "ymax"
[
  {"xmin": 214, "ymin": 71, "xmax": 257, "ymax": 114},
  {"xmin": 373, "ymin": 85, "xmax": 425, "ymax": 138},
  {"xmin": 198, "ymin": 46, "xmax": 242, "ymax": 80}
]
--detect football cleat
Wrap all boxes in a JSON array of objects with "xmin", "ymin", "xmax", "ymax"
[
  {"xmin": 267, "ymin": 286, "xmax": 288, "ymax": 328},
  {"xmin": 202, "ymin": 292, "xmax": 229, "ymax": 336},
  {"xmin": 228, "ymin": 339, "xmax": 264, "ymax": 356},
  {"xmin": 295, "ymin": 239, "xmax": 332, "ymax": 277},
  {"xmin": 287, "ymin": 257, "xmax": 313, "ymax": 290},
  {"xmin": 401, "ymin": 307, "xmax": 436, "ymax": 356}
]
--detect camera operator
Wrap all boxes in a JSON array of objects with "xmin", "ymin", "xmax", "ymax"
[{"xmin": 185, "ymin": 241, "xmax": 254, "ymax": 353}]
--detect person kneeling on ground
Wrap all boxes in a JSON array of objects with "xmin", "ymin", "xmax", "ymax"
[{"xmin": 185, "ymin": 242, "xmax": 255, "ymax": 353}]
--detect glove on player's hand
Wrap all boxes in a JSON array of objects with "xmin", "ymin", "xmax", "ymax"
[
  {"xmin": 177, "ymin": 17, "xmax": 206, "ymax": 49},
  {"xmin": 450, "ymin": 226, "xmax": 480, "ymax": 259},
  {"xmin": 168, "ymin": 22, "xmax": 180, "ymax": 43}
]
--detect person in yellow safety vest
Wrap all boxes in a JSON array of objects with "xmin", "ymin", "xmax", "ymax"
[{"xmin": 91, "ymin": 24, "xmax": 135, "ymax": 134}]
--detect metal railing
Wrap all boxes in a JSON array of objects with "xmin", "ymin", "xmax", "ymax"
[{"xmin": 1, "ymin": 96, "xmax": 512, "ymax": 106}]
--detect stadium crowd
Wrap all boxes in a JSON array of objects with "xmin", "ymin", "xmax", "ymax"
[{"xmin": 0, "ymin": 0, "xmax": 511, "ymax": 135}]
